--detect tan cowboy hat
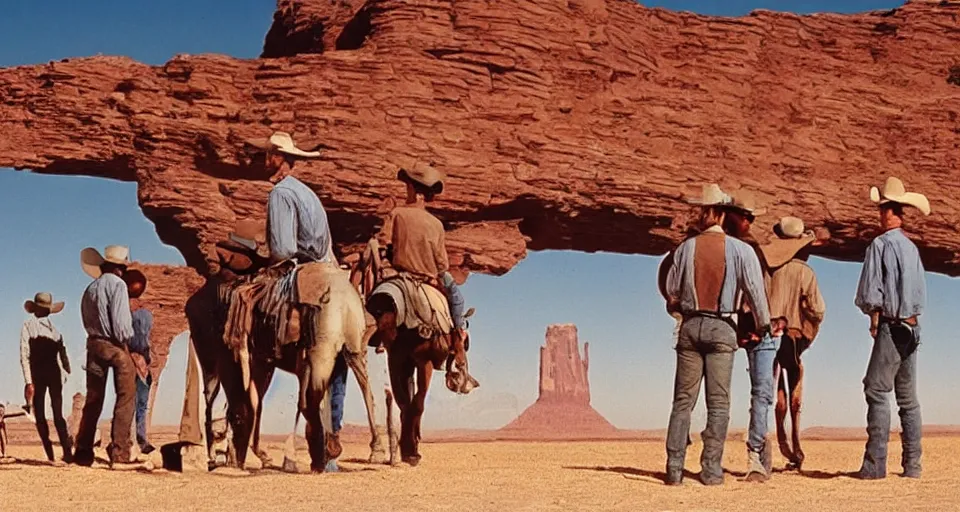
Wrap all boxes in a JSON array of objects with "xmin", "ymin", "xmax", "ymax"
[
  {"xmin": 760, "ymin": 217, "xmax": 824, "ymax": 268},
  {"xmin": 398, "ymin": 162, "xmax": 445, "ymax": 195},
  {"xmin": 725, "ymin": 189, "xmax": 766, "ymax": 217},
  {"xmin": 870, "ymin": 177, "xmax": 930, "ymax": 216},
  {"xmin": 686, "ymin": 183, "xmax": 732, "ymax": 206},
  {"xmin": 24, "ymin": 292, "xmax": 64, "ymax": 315},
  {"xmin": 247, "ymin": 131, "xmax": 321, "ymax": 158},
  {"xmin": 81, "ymin": 245, "xmax": 131, "ymax": 279},
  {"xmin": 123, "ymin": 269, "xmax": 148, "ymax": 299}
]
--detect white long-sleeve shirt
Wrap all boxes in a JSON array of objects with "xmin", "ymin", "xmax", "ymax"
[{"xmin": 20, "ymin": 316, "xmax": 67, "ymax": 385}]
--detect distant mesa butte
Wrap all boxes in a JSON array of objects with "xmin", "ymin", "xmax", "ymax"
[{"xmin": 500, "ymin": 324, "xmax": 618, "ymax": 439}]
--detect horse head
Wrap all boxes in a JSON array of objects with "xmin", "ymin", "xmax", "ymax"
[{"xmin": 445, "ymin": 307, "xmax": 479, "ymax": 395}]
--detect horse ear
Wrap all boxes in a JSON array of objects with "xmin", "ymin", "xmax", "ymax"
[{"xmin": 464, "ymin": 307, "xmax": 475, "ymax": 318}]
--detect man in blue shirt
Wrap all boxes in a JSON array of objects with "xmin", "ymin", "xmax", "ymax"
[
  {"xmin": 124, "ymin": 269, "xmax": 155, "ymax": 455},
  {"xmin": 664, "ymin": 184, "xmax": 771, "ymax": 486},
  {"xmin": 854, "ymin": 177, "xmax": 930, "ymax": 480},
  {"xmin": 250, "ymin": 131, "xmax": 348, "ymax": 465}
]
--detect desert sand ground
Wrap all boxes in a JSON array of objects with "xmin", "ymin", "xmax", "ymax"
[{"xmin": 1, "ymin": 437, "xmax": 958, "ymax": 511}]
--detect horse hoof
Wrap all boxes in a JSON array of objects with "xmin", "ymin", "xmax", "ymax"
[
  {"xmin": 402, "ymin": 455, "xmax": 421, "ymax": 467},
  {"xmin": 369, "ymin": 450, "xmax": 388, "ymax": 465},
  {"xmin": 282, "ymin": 457, "xmax": 298, "ymax": 474}
]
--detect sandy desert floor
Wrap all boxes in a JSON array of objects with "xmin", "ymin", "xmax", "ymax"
[{"xmin": 1, "ymin": 437, "xmax": 958, "ymax": 511}]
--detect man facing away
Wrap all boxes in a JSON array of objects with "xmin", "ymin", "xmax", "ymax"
[
  {"xmin": 759, "ymin": 217, "xmax": 827, "ymax": 470},
  {"xmin": 664, "ymin": 184, "xmax": 771, "ymax": 486},
  {"xmin": 254, "ymin": 131, "xmax": 348, "ymax": 462},
  {"xmin": 722, "ymin": 191, "xmax": 780, "ymax": 481},
  {"xmin": 374, "ymin": 162, "xmax": 467, "ymax": 332},
  {"xmin": 124, "ymin": 269, "xmax": 155, "ymax": 455},
  {"xmin": 20, "ymin": 292, "xmax": 73, "ymax": 464},
  {"xmin": 75, "ymin": 245, "xmax": 139, "ymax": 468},
  {"xmin": 854, "ymin": 176, "xmax": 930, "ymax": 480}
]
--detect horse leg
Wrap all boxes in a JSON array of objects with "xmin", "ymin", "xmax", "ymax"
[
  {"xmin": 387, "ymin": 348, "xmax": 416, "ymax": 464},
  {"xmin": 385, "ymin": 388, "xmax": 399, "ymax": 466},
  {"xmin": 344, "ymin": 349, "xmax": 385, "ymax": 464},
  {"xmin": 220, "ymin": 359, "xmax": 254, "ymax": 469},
  {"xmin": 774, "ymin": 363, "xmax": 794, "ymax": 465},
  {"xmin": 408, "ymin": 361, "xmax": 433, "ymax": 466},
  {"xmin": 789, "ymin": 362, "xmax": 805, "ymax": 469},
  {"xmin": 251, "ymin": 365, "xmax": 276, "ymax": 469},
  {"xmin": 299, "ymin": 349, "xmax": 336, "ymax": 473}
]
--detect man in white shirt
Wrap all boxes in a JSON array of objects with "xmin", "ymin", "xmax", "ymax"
[{"xmin": 21, "ymin": 292, "xmax": 73, "ymax": 464}]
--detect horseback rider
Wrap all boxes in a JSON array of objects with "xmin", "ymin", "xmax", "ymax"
[
  {"xmin": 250, "ymin": 131, "xmax": 349, "ymax": 461},
  {"xmin": 374, "ymin": 162, "xmax": 466, "ymax": 338}
]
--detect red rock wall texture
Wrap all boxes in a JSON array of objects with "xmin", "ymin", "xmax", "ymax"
[
  {"xmin": 502, "ymin": 323, "xmax": 617, "ymax": 438},
  {"xmin": 1, "ymin": 0, "xmax": 959, "ymax": 278}
]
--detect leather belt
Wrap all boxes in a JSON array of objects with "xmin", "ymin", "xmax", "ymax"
[{"xmin": 880, "ymin": 315, "xmax": 918, "ymax": 326}]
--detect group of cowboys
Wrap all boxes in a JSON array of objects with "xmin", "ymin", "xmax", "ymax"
[
  {"xmin": 662, "ymin": 176, "xmax": 929, "ymax": 484},
  {"xmin": 19, "ymin": 256, "xmax": 154, "ymax": 467},
  {"xmin": 15, "ymin": 131, "xmax": 466, "ymax": 468}
]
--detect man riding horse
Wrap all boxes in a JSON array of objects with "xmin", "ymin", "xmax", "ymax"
[{"xmin": 364, "ymin": 162, "xmax": 478, "ymax": 466}]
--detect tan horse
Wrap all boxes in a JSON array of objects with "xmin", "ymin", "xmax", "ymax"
[{"xmin": 187, "ymin": 260, "xmax": 384, "ymax": 472}]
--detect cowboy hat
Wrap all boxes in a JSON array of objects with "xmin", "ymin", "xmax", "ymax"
[
  {"xmin": 81, "ymin": 245, "xmax": 131, "ymax": 279},
  {"xmin": 870, "ymin": 177, "xmax": 930, "ymax": 216},
  {"xmin": 686, "ymin": 183, "xmax": 732, "ymax": 207},
  {"xmin": 24, "ymin": 292, "xmax": 64, "ymax": 315},
  {"xmin": 247, "ymin": 131, "xmax": 321, "ymax": 158},
  {"xmin": 398, "ymin": 162, "xmax": 445, "ymax": 195},
  {"xmin": 725, "ymin": 189, "xmax": 766, "ymax": 217},
  {"xmin": 123, "ymin": 269, "xmax": 148, "ymax": 299},
  {"xmin": 761, "ymin": 217, "xmax": 826, "ymax": 268}
]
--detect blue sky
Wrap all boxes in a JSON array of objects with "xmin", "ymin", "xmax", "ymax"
[{"xmin": 4, "ymin": 0, "xmax": 954, "ymax": 436}]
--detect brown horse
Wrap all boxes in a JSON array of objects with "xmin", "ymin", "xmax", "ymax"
[
  {"xmin": 356, "ymin": 242, "xmax": 478, "ymax": 465},
  {"xmin": 774, "ymin": 335, "xmax": 807, "ymax": 470}
]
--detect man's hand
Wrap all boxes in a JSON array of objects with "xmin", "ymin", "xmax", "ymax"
[
  {"xmin": 869, "ymin": 325, "xmax": 878, "ymax": 339},
  {"xmin": 771, "ymin": 319, "xmax": 787, "ymax": 337},
  {"xmin": 24, "ymin": 383, "xmax": 35, "ymax": 405}
]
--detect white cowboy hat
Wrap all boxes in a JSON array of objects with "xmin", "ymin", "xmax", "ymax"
[
  {"xmin": 248, "ymin": 131, "xmax": 321, "ymax": 158},
  {"xmin": 725, "ymin": 189, "xmax": 767, "ymax": 217},
  {"xmin": 24, "ymin": 292, "xmax": 64, "ymax": 315},
  {"xmin": 686, "ymin": 183, "xmax": 733, "ymax": 207},
  {"xmin": 760, "ymin": 217, "xmax": 824, "ymax": 268},
  {"xmin": 870, "ymin": 177, "xmax": 930, "ymax": 216},
  {"xmin": 81, "ymin": 245, "xmax": 131, "ymax": 279}
]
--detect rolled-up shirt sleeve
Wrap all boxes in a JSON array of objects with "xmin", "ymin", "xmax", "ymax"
[
  {"xmin": 855, "ymin": 240, "xmax": 884, "ymax": 315},
  {"xmin": 267, "ymin": 188, "xmax": 298, "ymax": 262},
  {"xmin": 108, "ymin": 278, "xmax": 135, "ymax": 344},
  {"xmin": 20, "ymin": 323, "xmax": 32, "ymax": 385}
]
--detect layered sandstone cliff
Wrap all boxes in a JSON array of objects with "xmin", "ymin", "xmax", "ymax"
[
  {"xmin": 1, "ymin": 0, "xmax": 959, "ymax": 279},
  {"xmin": 501, "ymin": 324, "xmax": 617, "ymax": 438}
]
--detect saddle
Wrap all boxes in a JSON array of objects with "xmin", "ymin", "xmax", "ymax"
[
  {"xmin": 370, "ymin": 272, "xmax": 454, "ymax": 341},
  {"xmin": 221, "ymin": 259, "xmax": 339, "ymax": 362}
]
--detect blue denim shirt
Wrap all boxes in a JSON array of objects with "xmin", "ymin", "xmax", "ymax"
[
  {"xmin": 129, "ymin": 308, "xmax": 153, "ymax": 364},
  {"xmin": 855, "ymin": 228, "xmax": 926, "ymax": 319},
  {"xmin": 267, "ymin": 176, "xmax": 333, "ymax": 263},
  {"xmin": 666, "ymin": 226, "xmax": 771, "ymax": 328},
  {"xmin": 80, "ymin": 273, "xmax": 134, "ymax": 344}
]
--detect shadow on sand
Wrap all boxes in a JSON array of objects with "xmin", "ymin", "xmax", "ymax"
[{"xmin": 564, "ymin": 465, "xmax": 749, "ymax": 484}]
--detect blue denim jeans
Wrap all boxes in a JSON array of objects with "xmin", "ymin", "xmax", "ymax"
[
  {"xmin": 135, "ymin": 375, "xmax": 151, "ymax": 446},
  {"xmin": 330, "ymin": 352, "xmax": 348, "ymax": 433},
  {"xmin": 860, "ymin": 322, "xmax": 922, "ymax": 478},
  {"xmin": 441, "ymin": 272, "xmax": 466, "ymax": 329},
  {"xmin": 666, "ymin": 316, "xmax": 738, "ymax": 483},
  {"xmin": 746, "ymin": 334, "xmax": 780, "ymax": 454}
]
